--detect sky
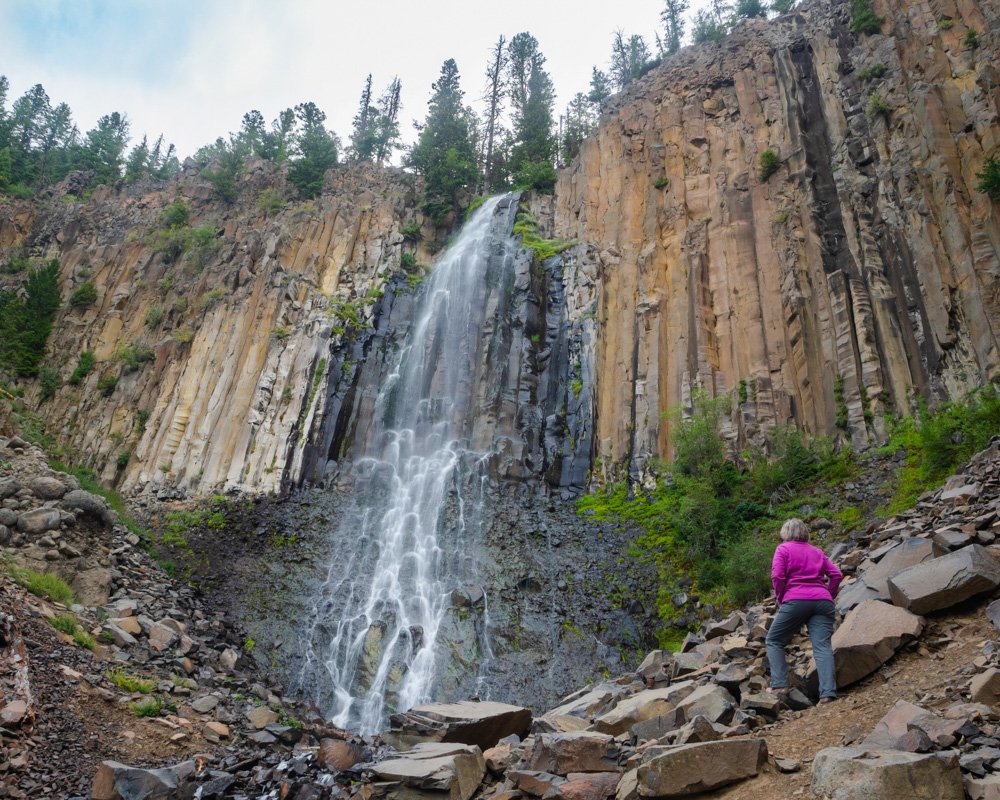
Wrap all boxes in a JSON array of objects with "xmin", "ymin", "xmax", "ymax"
[{"xmin": 0, "ymin": 0, "xmax": 685, "ymax": 164}]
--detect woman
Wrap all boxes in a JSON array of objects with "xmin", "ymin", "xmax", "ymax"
[{"xmin": 765, "ymin": 518, "xmax": 843, "ymax": 704}]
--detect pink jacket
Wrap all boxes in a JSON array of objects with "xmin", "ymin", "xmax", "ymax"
[{"xmin": 771, "ymin": 541, "xmax": 843, "ymax": 604}]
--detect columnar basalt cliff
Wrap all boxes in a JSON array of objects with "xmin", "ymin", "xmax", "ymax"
[
  {"xmin": 548, "ymin": 0, "xmax": 1000, "ymax": 482},
  {"xmin": 1, "ymin": 0, "xmax": 998, "ymax": 505}
]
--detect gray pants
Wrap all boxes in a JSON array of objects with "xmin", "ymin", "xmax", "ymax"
[{"xmin": 765, "ymin": 599, "xmax": 837, "ymax": 699}]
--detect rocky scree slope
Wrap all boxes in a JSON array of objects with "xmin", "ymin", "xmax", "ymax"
[{"xmin": 10, "ymin": 433, "xmax": 1000, "ymax": 797}]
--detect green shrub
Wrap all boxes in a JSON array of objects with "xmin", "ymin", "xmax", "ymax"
[
  {"xmin": 866, "ymin": 91, "xmax": 893, "ymax": 118},
  {"xmin": 400, "ymin": 252, "xmax": 421, "ymax": 272},
  {"xmin": 145, "ymin": 305, "xmax": 164, "ymax": 328},
  {"xmin": 258, "ymin": 188, "xmax": 285, "ymax": 215},
  {"xmin": 160, "ymin": 200, "xmax": 189, "ymax": 229},
  {"xmin": 148, "ymin": 227, "xmax": 190, "ymax": 263},
  {"xmin": 173, "ymin": 295, "xmax": 188, "ymax": 313},
  {"xmin": 718, "ymin": 532, "xmax": 777, "ymax": 605},
  {"xmin": 129, "ymin": 697, "xmax": 163, "ymax": 717},
  {"xmin": 161, "ymin": 275, "xmax": 174, "ymax": 292},
  {"xmin": 775, "ymin": 210, "xmax": 790, "ymax": 224},
  {"xmin": 48, "ymin": 614, "xmax": 79, "ymax": 635},
  {"xmin": 136, "ymin": 408, "xmax": 150, "ymax": 433},
  {"xmin": 654, "ymin": 176, "xmax": 670, "ymax": 190},
  {"xmin": 172, "ymin": 327, "xmax": 194, "ymax": 343},
  {"xmin": 964, "ymin": 28, "xmax": 979, "ymax": 48},
  {"xmin": 515, "ymin": 161, "xmax": 558, "ymax": 195},
  {"xmin": 850, "ymin": 0, "xmax": 884, "ymax": 33},
  {"xmin": 938, "ymin": 18, "xmax": 954, "ymax": 29},
  {"xmin": 5, "ymin": 566, "xmax": 76, "ymax": 605},
  {"xmin": 758, "ymin": 150, "xmax": 780, "ymax": 181},
  {"xmin": 834, "ymin": 374, "xmax": 848, "ymax": 429},
  {"xmin": 116, "ymin": 340, "xmax": 155, "ymax": 369},
  {"xmin": 97, "ymin": 375, "xmax": 118, "ymax": 396},
  {"xmin": 38, "ymin": 366, "xmax": 60, "ymax": 401},
  {"xmin": 74, "ymin": 628, "xmax": 96, "ymax": 650},
  {"xmin": 977, "ymin": 157, "xmax": 1000, "ymax": 202},
  {"xmin": 189, "ymin": 226, "xmax": 220, "ymax": 271},
  {"xmin": 400, "ymin": 221, "xmax": 423, "ymax": 242},
  {"xmin": 69, "ymin": 281, "xmax": 98, "ymax": 307},
  {"xmin": 199, "ymin": 287, "xmax": 226, "ymax": 310},
  {"xmin": 69, "ymin": 351, "xmax": 96, "ymax": 385},
  {"xmin": 116, "ymin": 450, "xmax": 131, "ymax": 469},
  {"xmin": 856, "ymin": 63, "xmax": 888, "ymax": 81},
  {"xmin": 270, "ymin": 326, "xmax": 291, "ymax": 340},
  {"xmin": 0, "ymin": 259, "xmax": 63, "ymax": 378},
  {"xmin": 106, "ymin": 666, "xmax": 155, "ymax": 694}
]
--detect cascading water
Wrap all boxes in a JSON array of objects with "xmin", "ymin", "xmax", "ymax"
[{"xmin": 296, "ymin": 195, "xmax": 517, "ymax": 734}]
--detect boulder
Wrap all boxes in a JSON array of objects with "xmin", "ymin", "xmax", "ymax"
[
  {"xmin": 970, "ymin": 669, "xmax": 1000, "ymax": 706},
  {"xmin": 558, "ymin": 772, "xmax": 620, "ymax": 800},
  {"xmin": 862, "ymin": 700, "xmax": 928, "ymax": 749},
  {"xmin": 16, "ymin": 507, "xmax": 62, "ymax": 535},
  {"xmin": 61, "ymin": 489, "xmax": 119, "ymax": 528},
  {"xmin": 630, "ymin": 708, "xmax": 686, "ymax": 743},
  {"xmin": 526, "ymin": 730, "xmax": 620, "ymax": 774},
  {"xmin": 28, "ymin": 476, "xmax": 66, "ymax": 500},
  {"xmin": 542, "ymin": 683, "xmax": 626, "ymax": 726},
  {"xmin": 967, "ymin": 775, "xmax": 1000, "ymax": 800},
  {"xmin": 810, "ymin": 747, "xmax": 964, "ymax": 800},
  {"xmin": 370, "ymin": 743, "xmax": 486, "ymax": 800},
  {"xmin": 671, "ymin": 715, "xmax": 721, "ymax": 745},
  {"xmin": 592, "ymin": 683, "xmax": 695, "ymax": 736},
  {"xmin": 636, "ymin": 739, "xmax": 768, "ymax": 796},
  {"xmin": 91, "ymin": 760, "xmax": 196, "ymax": 800},
  {"xmin": 318, "ymin": 738, "xmax": 367, "ymax": 771},
  {"xmin": 842, "ymin": 538, "xmax": 946, "ymax": 613},
  {"xmin": 383, "ymin": 700, "xmax": 531, "ymax": 751},
  {"xmin": 887, "ymin": 545, "xmax": 1000, "ymax": 614},
  {"xmin": 509, "ymin": 770, "xmax": 566, "ymax": 797},
  {"xmin": 820, "ymin": 600, "xmax": 924, "ymax": 687},
  {"xmin": 675, "ymin": 685, "xmax": 735, "ymax": 725},
  {"xmin": 246, "ymin": 706, "xmax": 279, "ymax": 729}
]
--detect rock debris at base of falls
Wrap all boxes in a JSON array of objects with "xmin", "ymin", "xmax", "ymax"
[{"xmin": 10, "ymin": 442, "xmax": 1000, "ymax": 797}]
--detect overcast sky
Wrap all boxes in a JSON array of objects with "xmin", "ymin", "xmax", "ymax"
[{"xmin": 1, "ymin": 0, "xmax": 690, "ymax": 164}]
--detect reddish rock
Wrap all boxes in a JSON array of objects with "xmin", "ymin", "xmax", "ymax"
[
  {"xmin": 318, "ymin": 738, "xmax": 367, "ymax": 771},
  {"xmin": 526, "ymin": 730, "xmax": 620, "ymax": 775}
]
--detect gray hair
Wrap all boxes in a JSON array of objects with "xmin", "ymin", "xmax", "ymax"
[{"xmin": 780, "ymin": 518, "xmax": 810, "ymax": 542}]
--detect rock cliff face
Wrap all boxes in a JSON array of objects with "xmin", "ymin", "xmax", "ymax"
[
  {"xmin": 2, "ymin": 0, "xmax": 998, "ymax": 498},
  {"xmin": 1, "ymin": 161, "xmax": 434, "ymax": 498},
  {"xmin": 548, "ymin": 0, "xmax": 1000, "ymax": 481}
]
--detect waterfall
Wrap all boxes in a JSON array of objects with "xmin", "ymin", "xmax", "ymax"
[{"xmin": 296, "ymin": 195, "xmax": 517, "ymax": 734}]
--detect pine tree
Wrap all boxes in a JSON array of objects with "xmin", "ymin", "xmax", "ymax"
[
  {"xmin": 287, "ymin": 102, "xmax": 339, "ymax": 199},
  {"xmin": 408, "ymin": 59, "xmax": 478, "ymax": 224},
  {"xmin": 349, "ymin": 74, "xmax": 376, "ymax": 162},
  {"xmin": 588, "ymin": 68, "xmax": 613, "ymax": 114},
  {"xmin": 562, "ymin": 93, "xmax": 595, "ymax": 164},
  {"xmin": 482, "ymin": 35, "xmax": 508, "ymax": 194},
  {"xmin": 125, "ymin": 134, "xmax": 150, "ymax": 183},
  {"xmin": 661, "ymin": 0, "xmax": 690, "ymax": 54},
  {"xmin": 81, "ymin": 112, "xmax": 130, "ymax": 186},
  {"xmin": 373, "ymin": 77, "xmax": 402, "ymax": 165},
  {"xmin": 610, "ymin": 31, "xmax": 653, "ymax": 90},
  {"xmin": 0, "ymin": 259, "xmax": 61, "ymax": 377}
]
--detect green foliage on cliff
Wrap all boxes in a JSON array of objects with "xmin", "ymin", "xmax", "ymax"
[
  {"xmin": 0, "ymin": 259, "xmax": 62, "ymax": 378},
  {"xmin": 287, "ymin": 102, "xmax": 339, "ymax": 200},
  {"xmin": 69, "ymin": 281, "xmax": 97, "ymax": 307},
  {"xmin": 977, "ymin": 157, "xmax": 1000, "ymax": 202},
  {"xmin": 68, "ymin": 350, "xmax": 95, "ymax": 385},
  {"xmin": 758, "ymin": 149, "xmax": 780, "ymax": 181},
  {"xmin": 512, "ymin": 207, "xmax": 575, "ymax": 262},
  {"xmin": 850, "ymin": 0, "xmax": 884, "ymax": 34}
]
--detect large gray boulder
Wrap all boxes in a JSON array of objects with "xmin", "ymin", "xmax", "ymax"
[
  {"xmin": 810, "ymin": 747, "xmax": 964, "ymax": 799},
  {"xmin": 536, "ymin": 683, "xmax": 627, "ymax": 733},
  {"xmin": 526, "ymin": 730, "xmax": 620, "ymax": 775},
  {"xmin": 635, "ymin": 739, "xmax": 768, "ymax": 796},
  {"xmin": 816, "ymin": 600, "xmax": 924, "ymax": 687},
  {"xmin": 592, "ymin": 682, "xmax": 695, "ymax": 736},
  {"xmin": 16, "ymin": 507, "xmax": 62, "ymax": 535},
  {"xmin": 674, "ymin": 684, "xmax": 736, "ymax": 725},
  {"xmin": 61, "ymin": 489, "xmax": 119, "ymax": 528},
  {"xmin": 862, "ymin": 700, "xmax": 928, "ymax": 748},
  {"xmin": 837, "ymin": 538, "xmax": 946, "ymax": 613},
  {"xmin": 28, "ymin": 476, "xmax": 67, "ymax": 500},
  {"xmin": 382, "ymin": 700, "xmax": 531, "ymax": 751},
  {"xmin": 91, "ymin": 760, "xmax": 196, "ymax": 800},
  {"xmin": 887, "ymin": 544, "xmax": 1000, "ymax": 614},
  {"xmin": 368, "ymin": 742, "xmax": 486, "ymax": 800}
]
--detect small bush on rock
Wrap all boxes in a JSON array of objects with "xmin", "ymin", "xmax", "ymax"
[
  {"xmin": 850, "ymin": 0, "xmax": 884, "ymax": 33},
  {"xmin": 69, "ymin": 282, "xmax": 97, "ymax": 307},
  {"xmin": 758, "ymin": 150, "xmax": 780, "ymax": 181},
  {"xmin": 106, "ymin": 666, "xmax": 154, "ymax": 694},
  {"xmin": 977, "ymin": 157, "xmax": 1000, "ymax": 202}
]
